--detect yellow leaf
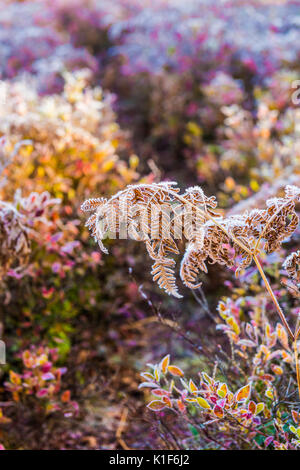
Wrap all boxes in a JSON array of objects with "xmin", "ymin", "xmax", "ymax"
[
  {"xmin": 276, "ymin": 324, "xmax": 289, "ymax": 349},
  {"xmin": 225, "ymin": 177, "xmax": 235, "ymax": 192},
  {"xmin": 140, "ymin": 372, "xmax": 154, "ymax": 381},
  {"xmin": 154, "ymin": 366, "xmax": 160, "ymax": 381},
  {"xmin": 129, "ymin": 154, "xmax": 139, "ymax": 169},
  {"xmin": 271, "ymin": 365, "xmax": 283, "ymax": 376},
  {"xmin": 227, "ymin": 317, "xmax": 240, "ymax": 335},
  {"xmin": 255, "ymin": 403, "xmax": 264, "ymax": 415},
  {"xmin": 168, "ymin": 365, "xmax": 184, "ymax": 377},
  {"xmin": 250, "ymin": 179, "xmax": 259, "ymax": 192},
  {"xmin": 111, "ymin": 138, "xmax": 119, "ymax": 149},
  {"xmin": 201, "ymin": 372, "xmax": 213, "ymax": 385},
  {"xmin": 10, "ymin": 370, "xmax": 21, "ymax": 386},
  {"xmin": 37, "ymin": 166, "xmax": 45, "ymax": 177},
  {"xmin": 147, "ymin": 400, "xmax": 166, "ymax": 411},
  {"xmin": 217, "ymin": 383, "xmax": 228, "ymax": 398},
  {"xmin": 248, "ymin": 401, "xmax": 256, "ymax": 415},
  {"xmin": 290, "ymin": 425, "xmax": 297, "ymax": 434},
  {"xmin": 101, "ymin": 160, "xmax": 115, "ymax": 172},
  {"xmin": 189, "ymin": 379, "xmax": 198, "ymax": 394},
  {"xmin": 197, "ymin": 397, "xmax": 211, "ymax": 410},
  {"xmin": 265, "ymin": 388, "xmax": 274, "ymax": 400}
]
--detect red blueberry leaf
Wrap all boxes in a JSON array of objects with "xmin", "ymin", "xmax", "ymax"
[{"xmin": 213, "ymin": 405, "xmax": 224, "ymax": 418}]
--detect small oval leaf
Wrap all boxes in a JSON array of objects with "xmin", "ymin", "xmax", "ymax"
[
  {"xmin": 160, "ymin": 355, "xmax": 170, "ymax": 374},
  {"xmin": 147, "ymin": 400, "xmax": 166, "ymax": 411},
  {"xmin": 168, "ymin": 365, "xmax": 184, "ymax": 377},
  {"xmin": 236, "ymin": 384, "xmax": 251, "ymax": 402},
  {"xmin": 197, "ymin": 397, "xmax": 211, "ymax": 410}
]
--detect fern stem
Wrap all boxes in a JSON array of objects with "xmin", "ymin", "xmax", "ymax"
[
  {"xmin": 253, "ymin": 255, "xmax": 294, "ymax": 341},
  {"xmin": 293, "ymin": 339, "xmax": 300, "ymax": 401}
]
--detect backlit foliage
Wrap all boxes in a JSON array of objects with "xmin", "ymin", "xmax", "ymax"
[
  {"xmin": 0, "ymin": 70, "xmax": 138, "ymax": 200},
  {"xmin": 0, "ymin": 55, "xmax": 139, "ymax": 449}
]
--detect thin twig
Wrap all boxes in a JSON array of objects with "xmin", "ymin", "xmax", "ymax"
[
  {"xmin": 116, "ymin": 407, "xmax": 131, "ymax": 450},
  {"xmin": 294, "ymin": 339, "xmax": 300, "ymax": 401}
]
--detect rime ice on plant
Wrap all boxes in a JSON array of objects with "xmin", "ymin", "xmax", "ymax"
[{"xmin": 82, "ymin": 183, "xmax": 300, "ymax": 299}]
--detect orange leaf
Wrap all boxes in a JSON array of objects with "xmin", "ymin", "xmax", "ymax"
[
  {"xmin": 152, "ymin": 389, "xmax": 169, "ymax": 397},
  {"xmin": 160, "ymin": 355, "xmax": 170, "ymax": 374},
  {"xmin": 162, "ymin": 396, "xmax": 172, "ymax": 408},
  {"xmin": 227, "ymin": 391, "xmax": 234, "ymax": 404},
  {"xmin": 217, "ymin": 383, "xmax": 228, "ymax": 398},
  {"xmin": 189, "ymin": 379, "xmax": 198, "ymax": 394},
  {"xmin": 276, "ymin": 324, "xmax": 289, "ymax": 349},
  {"xmin": 169, "ymin": 379, "xmax": 175, "ymax": 392},
  {"xmin": 248, "ymin": 401, "xmax": 256, "ymax": 415},
  {"xmin": 292, "ymin": 410, "xmax": 300, "ymax": 424},
  {"xmin": 271, "ymin": 364, "xmax": 283, "ymax": 376},
  {"xmin": 177, "ymin": 399, "xmax": 186, "ymax": 413},
  {"xmin": 9, "ymin": 371, "xmax": 21, "ymax": 386},
  {"xmin": 281, "ymin": 351, "xmax": 292, "ymax": 363},
  {"xmin": 227, "ymin": 317, "xmax": 240, "ymax": 335},
  {"xmin": 168, "ymin": 365, "xmax": 184, "ymax": 377},
  {"xmin": 61, "ymin": 390, "xmax": 71, "ymax": 403},
  {"xmin": 265, "ymin": 388, "xmax": 274, "ymax": 400},
  {"xmin": 236, "ymin": 384, "xmax": 251, "ymax": 402}
]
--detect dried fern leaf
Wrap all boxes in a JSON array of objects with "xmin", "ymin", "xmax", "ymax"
[
  {"xmin": 151, "ymin": 258, "xmax": 182, "ymax": 298},
  {"xmin": 81, "ymin": 183, "xmax": 300, "ymax": 299},
  {"xmin": 81, "ymin": 197, "xmax": 107, "ymax": 212},
  {"xmin": 180, "ymin": 243, "xmax": 205, "ymax": 289}
]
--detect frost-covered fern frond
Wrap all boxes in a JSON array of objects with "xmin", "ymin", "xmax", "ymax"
[
  {"xmin": 82, "ymin": 183, "xmax": 300, "ymax": 298},
  {"xmin": 283, "ymin": 251, "xmax": 300, "ymax": 282}
]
